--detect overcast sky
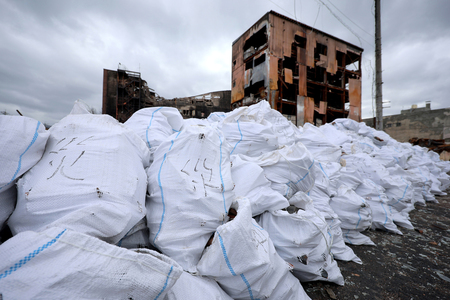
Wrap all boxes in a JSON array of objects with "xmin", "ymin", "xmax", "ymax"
[{"xmin": 1, "ymin": 0, "xmax": 449, "ymax": 125}]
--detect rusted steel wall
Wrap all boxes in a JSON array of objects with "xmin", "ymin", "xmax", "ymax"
[
  {"xmin": 231, "ymin": 11, "xmax": 363, "ymax": 126},
  {"xmin": 349, "ymin": 78, "xmax": 362, "ymax": 122},
  {"xmin": 102, "ymin": 69, "xmax": 231, "ymax": 122}
]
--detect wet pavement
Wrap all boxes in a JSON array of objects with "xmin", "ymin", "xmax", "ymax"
[{"xmin": 304, "ymin": 189, "xmax": 450, "ymax": 300}]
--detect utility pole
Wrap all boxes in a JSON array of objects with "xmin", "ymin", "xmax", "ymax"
[{"xmin": 375, "ymin": 0, "xmax": 383, "ymax": 130}]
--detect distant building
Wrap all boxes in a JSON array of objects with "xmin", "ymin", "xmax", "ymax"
[
  {"xmin": 102, "ymin": 68, "xmax": 231, "ymax": 123},
  {"xmin": 231, "ymin": 11, "xmax": 363, "ymax": 126},
  {"xmin": 364, "ymin": 102, "xmax": 450, "ymax": 143}
]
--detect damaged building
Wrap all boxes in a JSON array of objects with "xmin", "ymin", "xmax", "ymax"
[
  {"xmin": 102, "ymin": 68, "xmax": 231, "ymax": 123},
  {"xmin": 231, "ymin": 11, "xmax": 363, "ymax": 126},
  {"xmin": 364, "ymin": 103, "xmax": 450, "ymax": 144}
]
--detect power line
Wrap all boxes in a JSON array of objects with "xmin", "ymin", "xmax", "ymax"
[
  {"xmin": 266, "ymin": 0, "xmax": 297, "ymax": 19},
  {"xmin": 314, "ymin": 0, "xmax": 373, "ymax": 47},
  {"xmin": 325, "ymin": 0, "xmax": 374, "ymax": 37}
]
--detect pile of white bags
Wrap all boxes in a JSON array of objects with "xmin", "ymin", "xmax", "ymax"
[{"xmin": 2, "ymin": 99, "xmax": 450, "ymax": 299}]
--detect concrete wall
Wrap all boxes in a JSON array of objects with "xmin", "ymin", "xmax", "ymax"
[{"xmin": 364, "ymin": 105, "xmax": 450, "ymax": 143}]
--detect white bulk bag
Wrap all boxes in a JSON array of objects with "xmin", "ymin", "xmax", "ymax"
[
  {"xmin": 298, "ymin": 123, "xmax": 342, "ymax": 163},
  {"xmin": 0, "ymin": 227, "xmax": 182, "ymax": 300},
  {"xmin": 197, "ymin": 197, "xmax": 310, "ymax": 300},
  {"xmin": 163, "ymin": 272, "xmax": 233, "ymax": 300},
  {"xmin": 0, "ymin": 116, "xmax": 49, "ymax": 229},
  {"xmin": 355, "ymin": 179, "xmax": 402, "ymax": 235},
  {"xmin": 330, "ymin": 185, "xmax": 372, "ymax": 232},
  {"xmin": 230, "ymin": 155, "xmax": 289, "ymax": 216},
  {"xmin": 221, "ymin": 106, "xmax": 279, "ymax": 157},
  {"xmin": 246, "ymin": 100, "xmax": 302, "ymax": 147},
  {"xmin": 318, "ymin": 123, "xmax": 352, "ymax": 146},
  {"xmin": 337, "ymin": 167, "xmax": 363, "ymax": 190},
  {"xmin": 341, "ymin": 228, "xmax": 376, "ymax": 246},
  {"xmin": 8, "ymin": 104, "xmax": 150, "ymax": 244},
  {"xmin": 125, "ymin": 107, "xmax": 183, "ymax": 150},
  {"xmin": 146, "ymin": 123, "xmax": 235, "ymax": 273},
  {"xmin": 327, "ymin": 217, "xmax": 362, "ymax": 263},
  {"xmin": 258, "ymin": 192, "xmax": 345, "ymax": 286},
  {"xmin": 239, "ymin": 142, "xmax": 315, "ymax": 199}
]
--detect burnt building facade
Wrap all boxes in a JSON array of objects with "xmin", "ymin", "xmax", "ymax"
[
  {"xmin": 102, "ymin": 68, "xmax": 231, "ymax": 123},
  {"xmin": 231, "ymin": 11, "xmax": 363, "ymax": 126}
]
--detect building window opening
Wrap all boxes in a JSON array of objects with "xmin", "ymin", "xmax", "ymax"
[
  {"xmin": 243, "ymin": 25, "xmax": 267, "ymax": 52},
  {"xmin": 294, "ymin": 35, "xmax": 306, "ymax": 48},
  {"xmin": 254, "ymin": 53, "xmax": 266, "ymax": 67},
  {"xmin": 314, "ymin": 43, "xmax": 328, "ymax": 60}
]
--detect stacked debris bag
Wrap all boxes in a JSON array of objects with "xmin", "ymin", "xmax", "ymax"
[
  {"xmin": 146, "ymin": 121, "xmax": 235, "ymax": 273},
  {"xmin": 321, "ymin": 118, "xmax": 450, "ymax": 231},
  {"xmin": 2, "ymin": 99, "xmax": 450, "ymax": 299},
  {"xmin": 197, "ymin": 197, "xmax": 310, "ymax": 299},
  {"xmin": 1, "ymin": 101, "xmax": 183, "ymax": 299},
  {"xmin": 210, "ymin": 101, "xmax": 344, "ymax": 287},
  {"xmin": 0, "ymin": 227, "xmax": 182, "ymax": 299},
  {"xmin": 0, "ymin": 116, "xmax": 49, "ymax": 234},
  {"xmin": 258, "ymin": 192, "xmax": 344, "ymax": 286},
  {"xmin": 297, "ymin": 123, "xmax": 362, "ymax": 262}
]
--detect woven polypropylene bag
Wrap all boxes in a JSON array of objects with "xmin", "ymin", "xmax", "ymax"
[
  {"xmin": 197, "ymin": 197, "xmax": 310, "ymax": 300},
  {"xmin": 8, "ymin": 107, "xmax": 150, "ymax": 244},
  {"xmin": 0, "ymin": 116, "xmax": 49, "ymax": 229},
  {"xmin": 0, "ymin": 227, "xmax": 182, "ymax": 300},
  {"xmin": 146, "ymin": 123, "xmax": 235, "ymax": 273}
]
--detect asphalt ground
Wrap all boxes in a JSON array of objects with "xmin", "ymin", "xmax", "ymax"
[{"xmin": 304, "ymin": 188, "xmax": 450, "ymax": 300}]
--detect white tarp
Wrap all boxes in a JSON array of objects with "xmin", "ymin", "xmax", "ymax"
[
  {"xmin": 8, "ymin": 102, "xmax": 150, "ymax": 245},
  {"xmin": 146, "ymin": 123, "xmax": 235, "ymax": 273},
  {"xmin": 0, "ymin": 227, "xmax": 182, "ymax": 300},
  {"xmin": 197, "ymin": 197, "xmax": 310, "ymax": 300}
]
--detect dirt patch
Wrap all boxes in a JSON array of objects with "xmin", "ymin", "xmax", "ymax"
[{"xmin": 304, "ymin": 189, "xmax": 450, "ymax": 300}]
